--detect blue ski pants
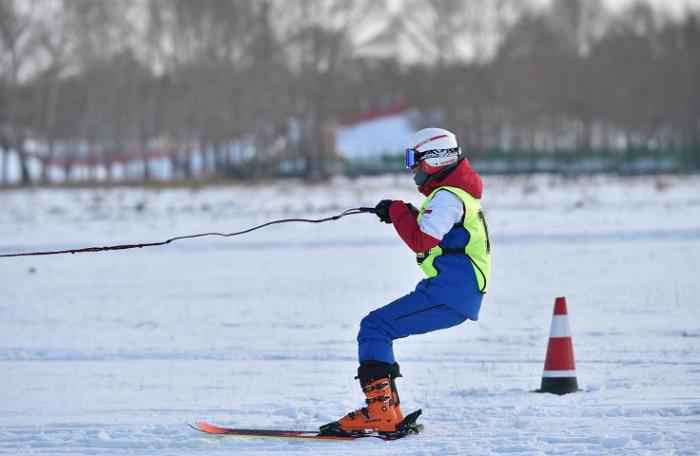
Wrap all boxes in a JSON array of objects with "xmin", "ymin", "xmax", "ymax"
[{"xmin": 357, "ymin": 281, "xmax": 480, "ymax": 364}]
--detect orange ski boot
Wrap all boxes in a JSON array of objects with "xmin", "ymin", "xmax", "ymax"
[{"xmin": 320, "ymin": 362, "xmax": 404, "ymax": 435}]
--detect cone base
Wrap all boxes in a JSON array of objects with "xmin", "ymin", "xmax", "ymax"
[{"xmin": 536, "ymin": 377, "xmax": 579, "ymax": 395}]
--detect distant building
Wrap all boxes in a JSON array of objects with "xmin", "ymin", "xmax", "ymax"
[{"xmin": 336, "ymin": 103, "xmax": 417, "ymax": 162}]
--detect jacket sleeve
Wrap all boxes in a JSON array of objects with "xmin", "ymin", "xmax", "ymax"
[{"xmin": 388, "ymin": 201, "xmax": 441, "ymax": 253}]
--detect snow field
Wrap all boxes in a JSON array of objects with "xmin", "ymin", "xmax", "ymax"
[{"xmin": 1, "ymin": 174, "xmax": 699, "ymax": 455}]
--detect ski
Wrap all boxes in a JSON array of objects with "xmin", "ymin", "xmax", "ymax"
[{"xmin": 191, "ymin": 409, "xmax": 423, "ymax": 441}]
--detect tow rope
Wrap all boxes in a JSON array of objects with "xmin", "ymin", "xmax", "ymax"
[{"xmin": 0, "ymin": 207, "xmax": 377, "ymax": 258}]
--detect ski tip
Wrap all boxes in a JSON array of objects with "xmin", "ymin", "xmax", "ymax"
[
  {"xmin": 191, "ymin": 420, "xmax": 228, "ymax": 434},
  {"xmin": 189, "ymin": 421, "xmax": 208, "ymax": 433}
]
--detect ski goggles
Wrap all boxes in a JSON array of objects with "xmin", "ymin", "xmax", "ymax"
[
  {"xmin": 404, "ymin": 148, "xmax": 425, "ymax": 169},
  {"xmin": 405, "ymin": 147, "xmax": 460, "ymax": 169}
]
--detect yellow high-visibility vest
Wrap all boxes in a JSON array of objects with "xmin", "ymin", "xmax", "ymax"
[{"xmin": 416, "ymin": 186, "xmax": 492, "ymax": 293}]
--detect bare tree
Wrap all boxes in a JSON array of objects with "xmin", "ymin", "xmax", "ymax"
[
  {"xmin": 0, "ymin": 0, "xmax": 697, "ymax": 186},
  {"xmin": 279, "ymin": 0, "xmax": 383, "ymax": 179},
  {"xmin": 29, "ymin": 0, "xmax": 77, "ymax": 183},
  {"xmin": 0, "ymin": 0, "xmax": 42, "ymax": 185}
]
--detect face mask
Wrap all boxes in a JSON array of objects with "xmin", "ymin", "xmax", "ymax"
[
  {"xmin": 413, "ymin": 169, "xmax": 429, "ymax": 186},
  {"xmin": 413, "ymin": 159, "xmax": 463, "ymax": 188}
]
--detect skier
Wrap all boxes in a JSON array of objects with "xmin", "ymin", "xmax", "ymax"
[{"xmin": 321, "ymin": 127, "xmax": 492, "ymax": 435}]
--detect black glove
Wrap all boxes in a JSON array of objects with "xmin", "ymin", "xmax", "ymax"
[{"xmin": 374, "ymin": 199, "xmax": 393, "ymax": 224}]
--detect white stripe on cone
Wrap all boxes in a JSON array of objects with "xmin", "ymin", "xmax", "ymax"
[
  {"xmin": 542, "ymin": 370, "xmax": 577, "ymax": 378},
  {"xmin": 548, "ymin": 315, "xmax": 572, "ymax": 338}
]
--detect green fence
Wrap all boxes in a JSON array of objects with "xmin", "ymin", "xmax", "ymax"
[{"xmin": 343, "ymin": 146, "xmax": 700, "ymax": 176}]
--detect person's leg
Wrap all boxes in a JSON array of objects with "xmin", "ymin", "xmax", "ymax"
[
  {"xmin": 357, "ymin": 290, "xmax": 468, "ymax": 364},
  {"xmin": 323, "ymin": 291, "xmax": 468, "ymax": 434}
]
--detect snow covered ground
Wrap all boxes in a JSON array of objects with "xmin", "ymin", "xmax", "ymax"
[{"xmin": 1, "ymin": 174, "xmax": 699, "ymax": 455}]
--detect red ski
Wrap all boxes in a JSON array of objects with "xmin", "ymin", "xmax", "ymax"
[{"xmin": 191, "ymin": 409, "xmax": 422, "ymax": 441}]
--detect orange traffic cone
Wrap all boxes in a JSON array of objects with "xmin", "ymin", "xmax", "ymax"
[{"xmin": 536, "ymin": 296, "xmax": 579, "ymax": 394}]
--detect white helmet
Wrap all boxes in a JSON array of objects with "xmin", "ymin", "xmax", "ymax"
[{"xmin": 405, "ymin": 127, "xmax": 461, "ymax": 185}]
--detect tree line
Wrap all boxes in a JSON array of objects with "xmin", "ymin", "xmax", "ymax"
[{"xmin": 1, "ymin": 0, "xmax": 699, "ymax": 185}]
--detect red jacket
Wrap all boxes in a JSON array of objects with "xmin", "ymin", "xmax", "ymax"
[{"xmin": 388, "ymin": 159, "xmax": 483, "ymax": 253}]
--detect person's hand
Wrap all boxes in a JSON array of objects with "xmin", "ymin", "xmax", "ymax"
[{"xmin": 374, "ymin": 200, "xmax": 393, "ymax": 223}]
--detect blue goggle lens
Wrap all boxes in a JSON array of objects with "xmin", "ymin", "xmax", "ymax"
[{"xmin": 405, "ymin": 149, "xmax": 421, "ymax": 169}]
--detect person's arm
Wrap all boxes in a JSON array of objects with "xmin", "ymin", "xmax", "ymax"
[{"xmin": 388, "ymin": 191, "xmax": 463, "ymax": 253}]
